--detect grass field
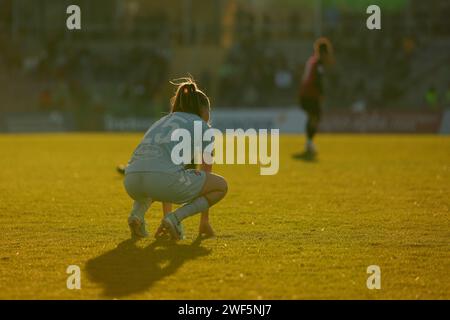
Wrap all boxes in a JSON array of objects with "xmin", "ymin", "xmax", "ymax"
[{"xmin": 0, "ymin": 133, "xmax": 449, "ymax": 299}]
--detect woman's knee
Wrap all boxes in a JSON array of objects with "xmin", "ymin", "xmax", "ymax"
[
  {"xmin": 217, "ymin": 176, "xmax": 228, "ymax": 194},
  {"xmin": 202, "ymin": 173, "xmax": 228, "ymax": 195}
]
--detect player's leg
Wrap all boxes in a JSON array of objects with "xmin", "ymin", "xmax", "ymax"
[
  {"xmin": 198, "ymin": 172, "xmax": 228, "ymax": 206},
  {"xmin": 305, "ymin": 99, "xmax": 321, "ymax": 154},
  {"xmin": 127, "ymin": 198, "xmax": 152, "ymax": 238},
  {"xmin": 182, "ymin": 164, "xmax": 212, "ymax": 236},
  {"xmin": 120, "ymin": 166, "xmax": 169, "ymax": 238},
  {"xmin": 173, "ymin": 172, "xmax": 227, "ymax": 219},
  {"xmin": 124, "ymin": 172, "xmax": 153, "ymax": 238},
  {"xmin": 301, "ymin": 97, "xmax": 315, "ymax": 153},
  {"xmin": 154, "ymin": 202, "xmax": 172, "ymax": 239},
  {"xmin": 163, "ymin": 172, "xmax": 228, "ymax": 240},
  {"xmin": 306, "ymin": 113, "xmax": 318, "ymax": 152},
  {"xmin": 198, "ymin": 209, "xmax": 215, "ymax": 238}
]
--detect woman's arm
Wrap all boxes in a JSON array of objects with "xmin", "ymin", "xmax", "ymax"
[{"xmin": 198, "ymin": 163, "xmax": 215, "ymax": 237}]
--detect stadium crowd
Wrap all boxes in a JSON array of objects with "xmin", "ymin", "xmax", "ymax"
[{"xmin": 0, "ymin": 0, "xmax": 449, "ymax": 129}]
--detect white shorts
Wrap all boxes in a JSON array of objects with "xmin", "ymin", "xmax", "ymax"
[{"xmin": 124, "ymin": 169, "xmax": 207, "ymax": 204}]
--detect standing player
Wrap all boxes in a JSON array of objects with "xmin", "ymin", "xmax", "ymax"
[
  {"xmin": 123, "ymin": 78, "xmax": 228, "ymax": 240},
  {"xmin": 299, "ymin": 37, "xmax": 334, "ymax": 156}
]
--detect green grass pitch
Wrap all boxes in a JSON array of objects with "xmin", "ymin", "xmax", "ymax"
[{"xmin": 0, "ymin": 134, "xmax": 449, "ymax": 299}]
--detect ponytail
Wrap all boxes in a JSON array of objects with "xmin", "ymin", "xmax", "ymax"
[{"xmin": 170, "ymin": 77, "xmax": 210, "ymax": 117}]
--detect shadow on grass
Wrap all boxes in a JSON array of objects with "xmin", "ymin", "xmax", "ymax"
[
  {"xmin": 292, "ymin": 151, "xmax": 318, "ymax": 163},
  {"xmin": 86, "ymin": 237, "xmax": 211, "ymax": 298}
]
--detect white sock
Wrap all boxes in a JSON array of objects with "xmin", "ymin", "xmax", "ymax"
[
  {"xmin": 130, "ymin": 199, "xmax": 151, "ymax": 221},
  {"xmin": 174, "ymin": 197, "xmax": 210, "ymax": 221}
]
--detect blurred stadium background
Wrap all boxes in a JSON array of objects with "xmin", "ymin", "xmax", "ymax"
[{"xmin": 0, "ymin": 0, "xmax": 449, "ymax": 133}]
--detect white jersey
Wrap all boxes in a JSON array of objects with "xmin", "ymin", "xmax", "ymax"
[{"xmin": 126, "ymin": 112, "xmax": 210, "ymax": 174}]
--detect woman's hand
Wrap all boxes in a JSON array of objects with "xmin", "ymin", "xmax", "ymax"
[{"xmin": 199, "ymin": 221, "xmax": 216, "ymax": 239}]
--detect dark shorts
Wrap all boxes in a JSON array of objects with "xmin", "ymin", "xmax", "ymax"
[{"xmin": 300, "ymin": 97, "xmax": 322, "ymax": 120}]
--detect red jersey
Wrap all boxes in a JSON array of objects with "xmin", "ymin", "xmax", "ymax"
[{"xmin": 299, "ymin": 55, "xmax": 324, "ymax": 99}]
